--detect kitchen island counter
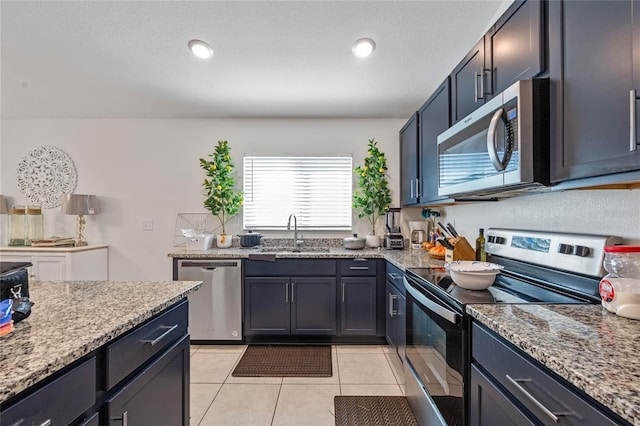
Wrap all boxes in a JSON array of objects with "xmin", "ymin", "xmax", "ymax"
[
  {"xmin": 0, "ymin": 279, "xmax": 202, "ymax": 404},
  {"xmin": 468, "ymin": 303, "xmax": 640, "ymax": 425}
]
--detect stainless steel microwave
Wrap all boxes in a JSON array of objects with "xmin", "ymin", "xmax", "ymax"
[{"xmin": 437, "ymin": 79, "xmax": 550, "ymax": 198}]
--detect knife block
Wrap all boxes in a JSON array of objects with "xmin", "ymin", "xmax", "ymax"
[{"xmin": 444, "ymin": 237, "xmax": 476, "ymax": 263}]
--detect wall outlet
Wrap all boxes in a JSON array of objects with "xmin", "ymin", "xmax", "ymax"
[{"xmin": 142, "ymin": 219, "xmax": 154, "ymax": 231}]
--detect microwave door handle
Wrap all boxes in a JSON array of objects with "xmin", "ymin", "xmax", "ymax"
[{"xmin": 487, "ymin": 108, "xmax": 507, "ymax": 171}]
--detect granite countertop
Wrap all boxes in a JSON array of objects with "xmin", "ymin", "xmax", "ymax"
[
  {"xmin": 467, "ymin": 304, "xmax": 640, "ymax": 425},
  {"xmin": 167, "ymin": 245, "xmax": 445, "ymax": 270},
  {"xmin": 0, "ymin": 279, "xmax": 202, "ymax": 404}
]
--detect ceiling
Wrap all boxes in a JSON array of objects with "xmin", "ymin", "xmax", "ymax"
[{"xmin": 1, "ymin": 1, "xmax": 508, "ymax": 120}]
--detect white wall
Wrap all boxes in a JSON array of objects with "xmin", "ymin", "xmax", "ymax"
[
  {"xmin": 402, "ymin": 189, "xmax": 640, "ymax": 245},
  {"xmin": 0, "ymin": 118, "xmax": 404, "ymax": 280}
]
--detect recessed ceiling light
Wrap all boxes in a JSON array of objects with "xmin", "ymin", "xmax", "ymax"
[
  {"xmin": 188, "ymin": 39, "xmax": 214, "ymax": 60},
  {"xmin": 352, "ymin": 38, "xmax": 376, "ymax": 58}
]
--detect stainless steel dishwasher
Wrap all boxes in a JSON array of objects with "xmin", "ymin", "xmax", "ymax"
[{"xmin": 177, "ymin": 259, "xmax": 242, "ymax": 341}]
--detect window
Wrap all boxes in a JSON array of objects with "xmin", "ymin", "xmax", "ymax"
[{"xmin": 243, "ymin": 156, "xmax": 352, "ymax": 230}]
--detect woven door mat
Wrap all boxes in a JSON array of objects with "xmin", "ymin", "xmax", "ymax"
[
  {"xmin": 232, "ymin": 345, "xmax": 332, "ymax": 377},
  {"xmin": 334, "ymin": 396, "xmax": 419, "ymax": 426}
]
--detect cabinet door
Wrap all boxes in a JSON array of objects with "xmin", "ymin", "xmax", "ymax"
[
  {"xmin": 339, "ymin": 277, "xmax": 377, "ymax": 335},
  {"xmin": 244, "ymin": 277, "xmax": 290, "ymax": 335},
  {"xmin": 290, "ymin": 277, "xmax": 336, "ymax": 335},
  {"xmin": 451, "ymin": 38, "xmax": 486, "ymax": 123},
  {"xmin": 106, "ymin": 335, "xmax": 190, "ymax": 426},
  {"xmin": 418, "ymin": 78, "xmax": 451, "ymax": 204},
  {"xmin": 469, "ymin": 364, "xmax": 536, "ymax": 426},
  {"xmin": 488, "ymin": 0, "xmax": 544, "ymax": 96},
  {"xmin": 550, "ymin": 0, "xmax": 640, "ymax": 182},
  {"xmin": 385, "ymin": 281, "xmax": 397, "ymax": 348},
  {"xmin": 400, "ymin": 113, "xmax": 419, "ymax": 206}
]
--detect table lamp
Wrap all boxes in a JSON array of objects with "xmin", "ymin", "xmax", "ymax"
[{"xmin": 61, "ymin": 194, "xmax": 98, "ymax": 246}]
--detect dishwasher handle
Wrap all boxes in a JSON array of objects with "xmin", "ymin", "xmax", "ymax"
[{"xmin": 179, "ymin": 261, "xmax": 239, "ymax": 268}]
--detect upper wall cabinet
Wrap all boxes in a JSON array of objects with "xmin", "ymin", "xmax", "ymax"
[
  {"xmin": 400, "ymin": 113, "xmax": 419, "ymax": 206},
  {"xmin": 549, "ymin": 0, "xmax": 640, "ymax": 183},
  {"xmin": 451, "ymin": 0, "xmax": 545, "ymax": 124},
  {"xmin": 400, "ymin": 79, "xmax": 452, "ymax": 207}
]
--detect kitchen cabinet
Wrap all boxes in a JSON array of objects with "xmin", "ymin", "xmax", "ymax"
[
  {"xmin": 243, "ymin": 259, "xmax": 337, "ymax": 336},
  {"xmin": 418, "ymin": 78, "xmax": 452, "ymax": 204},
  {"xmin": 400, "ymin": 113, "xmax": 419, "ymax": 206},
  {"xmin": 338, "ymin": 259, "xmax": 378, "ymax": 336},
  {"xmin": 451, "ymin": 0, "xmax": 544, "ymax": 124},
  {"xmin": 385, "ymin": 262, "xmax": 406, "ymax": 364},
  {"xmin": 470, "ymin": 323, "xmax": 626, "ymax": 425},
  {"xmin": 0, "ymin": 245, "xmax": 108, "ymax": 280},
  {"xmin": 549, "ymin": 0, "xmax": 640, "ymax": 182}
]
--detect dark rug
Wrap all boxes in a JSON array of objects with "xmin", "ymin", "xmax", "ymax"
[
  {"xmin": 231, "ymin": 345, "xmax": 332, "ymax": 377},
  {"xmin": 334, "ymin": 396, "xmax": 419, "ymax": 426}
]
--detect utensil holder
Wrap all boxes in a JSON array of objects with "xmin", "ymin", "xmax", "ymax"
[{"xmin": 445, "ymin": 237, "xmax": 476, "ymax": 263}]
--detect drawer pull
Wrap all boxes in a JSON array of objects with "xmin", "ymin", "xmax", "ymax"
[
  {"xmin": 39, "ymin": 421, "xmax": 52, "ymax": 426},
  {"xmin": 141, "ymin": 325, "xmax": 178, "ymax": 346},
  {"xmin": 506, "ymin": 375, "xmax": 559, "ymax": 423},
  {"xmin": 113, "ymin": 411, "xmax": 128, "ymax": 426},
  {"xmin": 349, "ymin": 266, "xmax": 369, "ymax": 270}
]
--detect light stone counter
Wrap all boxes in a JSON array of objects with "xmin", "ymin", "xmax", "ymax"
[
  {"xmin": 0, "ymin": 280, "xmax": 202, "ymax": 404},
  {"xmin": 467, "ymin": 304, "xmax": 640, "ymax": 425}
]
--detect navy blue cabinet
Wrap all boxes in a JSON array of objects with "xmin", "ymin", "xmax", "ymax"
[
  {"xmin": 244, "ymin": 277, "xmax": 291, "ymax": 334},
  {"xmin": 339, "ymin": 277, "xmax": 377, "ymax": 336},
  {"xmin": 451, "ymin": 37, "xmax": 487, "ymax": 124},
  {"xmin": 400, "ymin": 113, "xmax": 419, "ymax": 206},
  {"xmin": 549, "ymin": 0, "xmax": 640, "ymax": 183},
  {"xmin": 471, "ymin": 323, "xmax": 627, "ymax": 425},
  {"xmin": 385, "ymin": 262, "xmax": 406, "ymax": 364}
]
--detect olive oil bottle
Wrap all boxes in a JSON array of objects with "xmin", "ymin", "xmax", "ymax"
[{"xmin": 475, "ymin": 228, "xmax": 486, "ymax": 261}]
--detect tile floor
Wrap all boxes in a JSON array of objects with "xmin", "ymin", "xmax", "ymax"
[{"xmin": 189, "ymin": 344, "xmax": 405, "ymax": 426}]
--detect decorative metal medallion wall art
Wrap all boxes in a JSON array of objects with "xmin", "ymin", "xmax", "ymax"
[{"xmin": 16, "ymin": 146, "xmax": 78, "ymax": 209}]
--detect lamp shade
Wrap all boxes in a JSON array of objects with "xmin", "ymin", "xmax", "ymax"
[
  {"xmin": 61, "ymin": 194, "xmax": 98, "ymax": 215},
  {"xmin": 0, "ymin": 195, "xmax": 7, "ymax": 214}
]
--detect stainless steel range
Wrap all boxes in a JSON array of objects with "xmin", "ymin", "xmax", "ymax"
[{"xmin": 403, "ymin": 228, "xmax": 622, "ymax": 426}]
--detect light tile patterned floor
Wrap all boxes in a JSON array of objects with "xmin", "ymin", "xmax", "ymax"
[{"xmin": 189, "ymin": 344, "xmax": 405, "ymax": 426}]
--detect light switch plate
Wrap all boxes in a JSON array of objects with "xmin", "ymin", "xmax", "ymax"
[{"xmin": 142, "ymin": 219, "xmax": 153, "ymax": 231}]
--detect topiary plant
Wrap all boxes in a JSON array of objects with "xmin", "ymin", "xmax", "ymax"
[
  {"xmin": 199, "ymin": 140, "xmax": 243, "ymax": 242},
  {"xmin": 353, "ymin": 138, "xmax": 392, "ymax": 235}
]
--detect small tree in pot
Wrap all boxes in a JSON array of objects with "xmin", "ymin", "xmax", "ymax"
[
  {"xmin": 353, "ymin": 138, "xmax": 392, "ymax": 247},
  {"xmin": 199, "ymin": 140, "xmax": 243, "ymax": 248}
]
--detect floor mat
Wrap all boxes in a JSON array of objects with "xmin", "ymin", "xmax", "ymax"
[
  {"xmin": 334, "ymin": 396, "xmax": 419, "ymax": 426},
  {"xmin": 231, "ymin": 345, "xmax": 332, "ymax": 377}
]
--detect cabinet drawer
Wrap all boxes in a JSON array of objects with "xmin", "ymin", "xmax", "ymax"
[
  {"xmin": 2, "ymin": 356, "xmax": 96, "ymax": 426},
  {"xmin": 472, "ymin": 323, "xmax": 620, "ymax": 425},
  {"xmin": 106, "ymin": 299, "xmax": 188, "ymax": 390},
  {"xmin": 385, "ymin": 262, "xmax": 405, "ymax": 296},
  {"xmin": 244, "ymin": 259, "xmax": 336, "ymax": 276},
  {"xmin": 339, "ymin": 259, "xmax": 377, "ymax": 276}
]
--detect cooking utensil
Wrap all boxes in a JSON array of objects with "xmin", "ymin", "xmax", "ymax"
[
  {"xmin": 437, "ymin": 237, "xmax": 455, "ymax": 250},
  {"xmin": 437, "ymin": 222, "xmax": 452, "ymax": 238},
  {"xmin": 238, "ymin": 231, "xmax": 262, "ymax": 247},
  {"xmin": 446, "ymin": 222, "xmax": 460, "ymax": 238},
  {"xmin": 343, "ymin": 234, "xmax": 366, "ymax": 250}
]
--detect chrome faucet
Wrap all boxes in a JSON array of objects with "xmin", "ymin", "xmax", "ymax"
[{"xmin": 287, "ymin": 214, "xmax": 303, "ymax": 248}]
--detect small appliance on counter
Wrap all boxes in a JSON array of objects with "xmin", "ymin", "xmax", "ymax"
[
  {"xmin": 384, "ymin": 208, "xmax": 404, "ymax": 250},
  {"xmin": 409, "ymin": 221, "xmax": 428, "ymax": 249}
]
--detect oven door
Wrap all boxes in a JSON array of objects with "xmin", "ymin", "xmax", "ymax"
[{"xmin": 404, "ymin": 276, "xmax": 466, "ymax": 426}]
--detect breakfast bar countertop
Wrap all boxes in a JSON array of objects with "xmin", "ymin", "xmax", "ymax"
[{"xmin": 0, "ymin": 279, "xmax": 202, "ymax": 404}]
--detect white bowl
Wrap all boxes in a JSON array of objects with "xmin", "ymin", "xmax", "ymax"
[
  {"xmin": 445, "ymin": 260, "xmax": 504, "ymax": 273},
  {"xmin": 448, "ymin": 269, "xmax": 500, "ymax": 290}
]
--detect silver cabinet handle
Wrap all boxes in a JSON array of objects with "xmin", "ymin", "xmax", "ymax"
[
  {"xmin": 141, "ymin": 324, "xmax": 178, "ymax": 346},
  {"xmin": 349, "ymin": 266, "xmax": 369, "ymax": 270},
  {"xmin": 631, "ymin": 89, "xmax": 638, "ymax": 152},
  {"xmin": 415, "ymin": 178, "xmax": 421, "ymax": 197},
  {"xmin": 410, "ymin": 179, "xmax": 415, "ymax": 198},
  {"xmin": 285, "ymin": 283, "xmax": 289, "ymax": 303},
  {"xmin": 291, "ymin": 282, "xmax": 295, "ymax": 303},
  {"xmin": 505, "ymin": 375, "xmax": 560, "ymax": 423},
  {"xmin": 39, "ymin": 421, "xmax": 52, "ymax": 426},
  {"xmin": 487, "ymin": 108, "xmax": 507, "ymax": 171},
  {"xmin": 388, "ymin": 294, "xmax": 398, "ymax": 317},
  {"xmin": 342, "ymin": 283, "xmax": 346, "ymax": 303},
  {"xmin": 474, "ymin": 71, "xmax": 479, "ymax": 103},
  {"xmin": 112, "ymin": 411, "xmax": 128, "ymax": 426}
]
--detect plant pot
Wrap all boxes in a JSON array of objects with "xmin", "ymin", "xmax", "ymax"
[
  {"xmin": 216, "ymin": 234, "xmax": 233, "ymax": 248},
  {"xmin": 366, "ymin": 234, "xmax": 381, "ymax": 248}
]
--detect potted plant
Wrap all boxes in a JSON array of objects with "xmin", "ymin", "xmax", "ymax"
[
  {"xmin": 353, "ymin": 138, "xmax": 392, "ymax": 247},
  {"xmin": 199, "ymin": 140, "xmax": 243, "ymax": 248}
]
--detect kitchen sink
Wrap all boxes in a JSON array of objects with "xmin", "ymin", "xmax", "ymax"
[{"xmin": 257, "ymin": 246, "xmax": 331, "ymax": 253}]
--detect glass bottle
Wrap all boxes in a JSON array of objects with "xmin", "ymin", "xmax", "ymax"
[
  {"xmin": 26, "ymin": 205, "xmax": 44, "ymax": 245},
  {"xmin": 475, "ymin": 228, "xmax": 486, "ymax": 261},
  {"xmin": 8, "ymin": 205, "xmax": 27, "ymax": 246},
  {"xmin": 600, "ymin": 246, "xmax": 640, "ymax": 319}
]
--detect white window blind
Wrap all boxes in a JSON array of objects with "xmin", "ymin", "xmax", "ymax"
[{"xmin": 243, "ymin": 156, "xmax": 353, "ymax": 230}]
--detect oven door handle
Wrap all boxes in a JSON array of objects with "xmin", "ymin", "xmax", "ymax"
[{"xmin": 403, "ymin": 277, "xmax": 460, "ymax": 325}]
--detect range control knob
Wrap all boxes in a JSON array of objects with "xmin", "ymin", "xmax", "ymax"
[
  {"xmin": 558, "ymin": 243, "xmax": 573, "ymax": 254},
  {"xmin": 573, "ymin": 245, "xmax": 591, "ymax": 257}
]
